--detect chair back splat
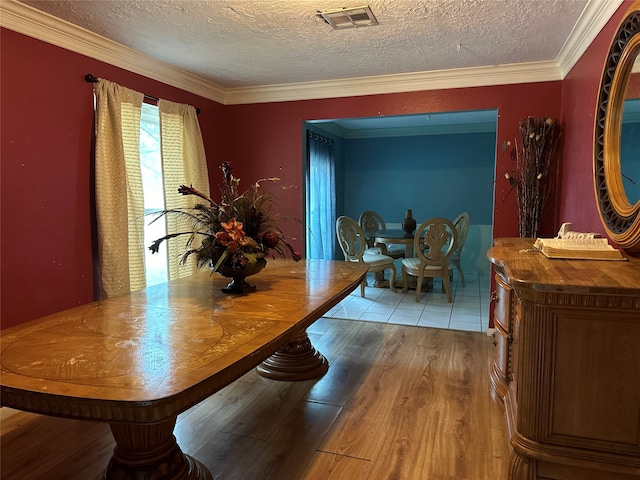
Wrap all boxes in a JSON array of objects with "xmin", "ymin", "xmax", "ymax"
[
  {"xmin": 451, "ymin": 212, "xmax": 471, "ymax": 286},
  {"xmin": 358, "ymin": 210, "xmax": 405, "ymax": 259},
  {"xmin": 336, "ymin": 215, "xmax": 397, "ymax": 297},
  {"xmin": 401, "ymin": 217, "xmax": 458, "ymax": 303}
]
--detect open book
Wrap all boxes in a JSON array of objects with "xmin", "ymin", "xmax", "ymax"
[{"xmin": 533, "ymin": 237, "xmax": 625, "ymax": 260}]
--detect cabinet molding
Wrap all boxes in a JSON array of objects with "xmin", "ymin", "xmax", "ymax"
[{"xmin": 488, "ymin": 238, "xmax": 640, "ymax": 480}]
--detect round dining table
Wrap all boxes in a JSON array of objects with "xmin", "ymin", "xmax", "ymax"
[{"xmin": 374, "ymin": 228, "xmax": 417, "ymax": 257}]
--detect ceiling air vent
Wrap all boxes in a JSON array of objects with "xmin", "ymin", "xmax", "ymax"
[{"xmin": 319, "ymin": 5, "xmax": 379, "ymax": 30}]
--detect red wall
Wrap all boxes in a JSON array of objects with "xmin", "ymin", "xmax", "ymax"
[
  {"xmin": 0, "ymin": 1, "xmax": 630, "ymax": 328},
  {"xmin": 1, "ymin": 29, "xmax": 225, "ymax": 328},
  {"xmin": 558, "ymin": 1, "xmax": 633, "ymax": 236},
  {"xmin": 221, "ymin": 83, "xmax": 563, "ymax": 247}
]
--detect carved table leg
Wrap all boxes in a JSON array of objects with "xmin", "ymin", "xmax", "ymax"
[
  {"xmin": 98, "ymin": 417, "xmax": 212, "ymax": 480},
  {"xmin": 256, "ymin": 329, "xmax": 329, "ymax": 381}
]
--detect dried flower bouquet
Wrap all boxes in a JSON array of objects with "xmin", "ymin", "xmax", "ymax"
[
  {"xmin": 504, "ymin": 116, "xmax": 561, "ymax": 238},
  {"xmin": 149, "ymin": 162, "xmax": 301, "ymax": 274}
]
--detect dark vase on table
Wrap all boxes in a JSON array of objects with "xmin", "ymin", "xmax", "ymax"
[
  {"xmin": 216, "ymin": 257, "xmax": 267, "ymax": 294},
  {"xmin": 402, "ymin": 209, "xmax": 417, "ymax": 233}
]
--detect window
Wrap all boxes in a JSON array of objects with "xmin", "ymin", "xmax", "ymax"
[
  {"xmin": 93, "ymin": 78, "xmax": 209, "ymax": 298},
  {"xmin": 140, "ymin": 103, "xmax": 168, "ymax": 286}
]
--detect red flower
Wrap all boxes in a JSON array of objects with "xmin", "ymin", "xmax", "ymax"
[
  {"xmin": 149, "ymin": 163, "xmax": 302, "ymax": 270},
  {"xmin": 214, "ymin": 218, "xmax": 250, "ymax": 252},
  {"xmin": 259, "ymin": 230, "xmax": 281, "ymax": 249}
]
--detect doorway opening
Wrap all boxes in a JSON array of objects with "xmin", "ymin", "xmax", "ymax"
[{"xmin": 303, "ymin": 109, "xmax": 498, "ymax": 278}]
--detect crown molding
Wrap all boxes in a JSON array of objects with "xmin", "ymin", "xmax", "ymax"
[
  {"xmin": 1, "ymin": 0, "xmax": 618, "ymax": 106},
  {"xmin": 223, "ymin": 61, "xmax": 562, "ymax": 105},
  {"xmin": 0, "ymin": 0, "xmax": 226, "ymax": 104},
  {"xmin": 556, "ymin": 0, "xmax": 623, "ymax": 77}
]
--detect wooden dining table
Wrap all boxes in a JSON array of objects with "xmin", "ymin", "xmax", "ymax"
[{"xmin": 0, "ymin": 259, "xmax": 368, "ymax": 480}]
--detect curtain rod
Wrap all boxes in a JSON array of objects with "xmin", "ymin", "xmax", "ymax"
[
  {"xmin": 308, "ymin": 130, "xmax": 333, "ymax": 145},
  {"xmin": 85, "ymin": 74, "xmax": 200, "ymax": 114}
]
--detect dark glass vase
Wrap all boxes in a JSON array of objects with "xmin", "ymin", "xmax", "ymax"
[
  {"xmin": 216, "ymin": 257, "xmax": 267, "ymax": 294},
  {"xmin": 402, "ymin": 209, "xmax": 417, "ymax": 233}
]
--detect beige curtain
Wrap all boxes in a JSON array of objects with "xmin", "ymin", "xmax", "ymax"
[
  {"xmin": 94, "ymin": 79, "xmax": 145, "ymax": 298},
  {"xmin": 158, "ymin": 99, "xmax": 210, "ymax": 280}
]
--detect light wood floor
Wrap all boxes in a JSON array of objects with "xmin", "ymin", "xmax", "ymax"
[{"xmin": 1, "ymin": 318, "xmax": 510, "ymax": 480}]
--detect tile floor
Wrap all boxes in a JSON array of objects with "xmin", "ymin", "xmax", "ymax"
[{"xmin": 324, "ymin": 271, "xmax": 491, "ymax": 332}]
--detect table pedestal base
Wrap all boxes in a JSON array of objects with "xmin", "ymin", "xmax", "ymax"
[
  {"xmin": 399, "ymin": 276, "xmax": 433, "ymax": 292},
  {"xmin": 372, "ymin": 270, "xmax": 390, "ymax": 288},
  {"xmin": 257, "ymin": 330, "xmax": 329, "ymax": 381},
  {"xmin": 99, "ymin": 418, "xmax": 212, "ymax": 480}
]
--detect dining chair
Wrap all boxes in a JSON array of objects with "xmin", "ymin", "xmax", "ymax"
[
  {"xmin": 336, "ymin": 215, "xmax": 397, "ymax": 297},
  {"xmin": 450, "ymin": 212, "xmax": 471, "ymax": 287},
  {"xmin": 402, "ymin": 217, "xmax": 458, "ymax": 303},
  {"xmin": 358, "ymin": 210, "xmax": 405, "ymax": 259}
]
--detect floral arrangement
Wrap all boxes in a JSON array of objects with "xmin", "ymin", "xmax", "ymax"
[
  {"xmin": 503, "ymin": 116, "xmax": 561, "ymax": 238},
  {"xmin": 149, "ymin": 162, "xmax": 301, "ymax": 273}
]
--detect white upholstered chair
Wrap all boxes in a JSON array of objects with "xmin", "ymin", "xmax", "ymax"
[
  {"xmin": 358, "ymin": 210, "xmax": 406, "ymax": 259},
  {"xmin": 336, "ymin": 215, "xmax": 397, "ymax": 297},
  {"xmin": 450, "ymin": 212, "xmax": 471, "ymax": 287},
  {"xmin": 402, "ymin": 217, "xmax": 458, "ymax": 303}
]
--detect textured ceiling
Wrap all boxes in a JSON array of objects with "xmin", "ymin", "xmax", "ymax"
[{"xmin": 18, "ymin": 0, "xmax": 590, "ymax": 89}]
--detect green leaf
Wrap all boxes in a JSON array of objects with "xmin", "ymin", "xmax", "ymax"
[{"xmin": 211, "ymin": 248, "xmax": 231, "ymax": 272}]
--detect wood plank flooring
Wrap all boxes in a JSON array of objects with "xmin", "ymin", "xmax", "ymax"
[{"xmin": 1, "ymin": 318, "xmax": 510, "ymax": 480}]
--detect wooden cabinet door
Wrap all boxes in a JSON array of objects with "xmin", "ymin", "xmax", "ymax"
[{"xmin": 491, "ymin": 273, "xmax": 514, "ymax": 404}]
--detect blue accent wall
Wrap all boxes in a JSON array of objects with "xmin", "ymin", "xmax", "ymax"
[
  {"xmin": 307, "ymin": 120, "xmax": 498, "ymax": 275},
  {"xmin": 341, "ymin": 132, "xmax": 496, "ymax": 225}
]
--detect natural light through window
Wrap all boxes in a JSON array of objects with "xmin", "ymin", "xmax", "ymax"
[{"xmin": 140, "ymin": 103, "xmax": 168, "ymax": 286}]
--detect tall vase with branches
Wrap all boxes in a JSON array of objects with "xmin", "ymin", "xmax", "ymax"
[{"xmin": 504, "ymin": 116, "xmax": 561, "ymax": 238}]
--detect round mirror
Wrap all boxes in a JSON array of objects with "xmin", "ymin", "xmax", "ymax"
[{"xmin": 594, "ymin": 3, "xmax": 640, "ymax": 252}]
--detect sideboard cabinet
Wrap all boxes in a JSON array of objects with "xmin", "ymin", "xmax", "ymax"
[
  {"xmin": 487, "ymin": 238, "xmax": 640, "ymax": 480},
  {"xmin": 489, "ymin": 271, "xmax": 514, "ymax": 407}
]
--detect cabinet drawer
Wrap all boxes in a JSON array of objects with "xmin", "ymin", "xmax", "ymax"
[
  {"xmin": 494, "ymin": 274, "xmax": 512, "ymax": 332},
  {"xmin": 493, "ymin": 321, "xmax": 510, "ymax": 381}
]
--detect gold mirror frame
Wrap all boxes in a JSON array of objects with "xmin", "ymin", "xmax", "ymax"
[{"xmin": 594, "ymin": 2, "xmax": 640, "ymax": 252}]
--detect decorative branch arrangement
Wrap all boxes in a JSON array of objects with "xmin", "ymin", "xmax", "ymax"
[
  {"xmin": 503, "ymin": 116, "xmax": 561, "ymax": 238},
  {"xmin": 148, "ymin": 162, "xmax": 301, "ymax": 273}
]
